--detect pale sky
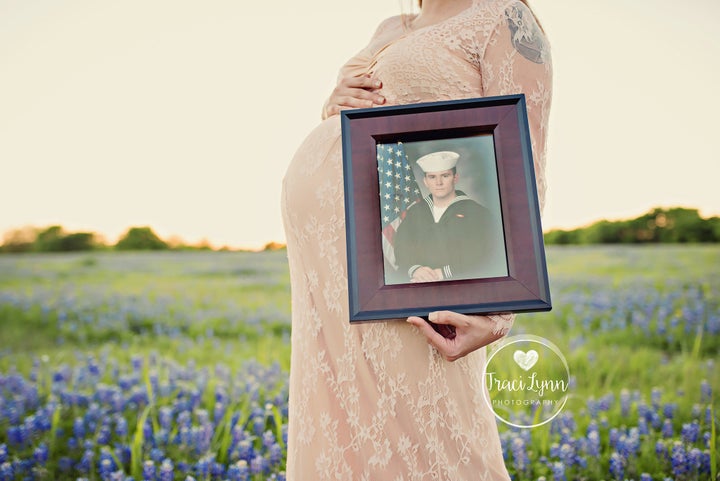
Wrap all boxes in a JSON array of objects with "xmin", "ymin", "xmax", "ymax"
[{"xmin": 2, "ymin": 0, "xmax": 719, "ymax": 249}]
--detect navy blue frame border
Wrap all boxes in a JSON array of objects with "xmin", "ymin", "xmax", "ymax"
[{"xmin": 341, "ymin": 94, "xmax": 551, "ymax": 322}]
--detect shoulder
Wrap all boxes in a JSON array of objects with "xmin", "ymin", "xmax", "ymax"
[
  {"xmin": 452, "ymin": 197, "xmax": 489, "ymax": 215},
  {"xmin": 501, "ymin": 1, "xmax": 549, "ymax": 63},
  {"xmin": 471, "ymin": 1, "xmax": 549, "ymax": 65},
  {"xmin": 459, "ymin": 0, "xmax": 536, "ymax": 59},
  {"xmin": 372, "ymin": 15, "xmax": 405, "ymax": 38},
  {"xmin": 404, "ymin": 198, "xmax": 431, "ymax": 219},
  {"xmin": 406, "ymin": 197, "xmax": 429, "ymax": 213}
]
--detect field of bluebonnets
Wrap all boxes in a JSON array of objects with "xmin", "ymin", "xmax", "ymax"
[{"xmin": 0, "ymin": 245, "xmax": 718, "ymax": 481}]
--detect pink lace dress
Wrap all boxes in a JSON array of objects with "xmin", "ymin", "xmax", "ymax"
[{"xmin": 281, "ymin": 1, "xmax": 552, "ymax": 479}]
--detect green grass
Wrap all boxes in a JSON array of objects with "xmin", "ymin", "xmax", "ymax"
[
  {"xmin": 0, "ymin": 245, "xmax": 718, "ymax": 480},
  {"xmin": 0, "ymin": 250, "xmax": 292, "ymax": 373}
]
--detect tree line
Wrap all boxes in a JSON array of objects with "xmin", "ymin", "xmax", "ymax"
[
  {"xmin": 544, "ymin": 207, "xmax": 720, "ymax": 245},
  {"xmin": 0, "ymin": 225, "xmax": 286, "ymax": 253},
  {"xmin": 2, "ymin": 207, "xmax": 717, "ymax": 253}
]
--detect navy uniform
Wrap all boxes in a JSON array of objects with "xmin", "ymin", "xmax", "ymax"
[{"xmin": 394, "ymin": 151, "xmax": 505, "ymax": 282}]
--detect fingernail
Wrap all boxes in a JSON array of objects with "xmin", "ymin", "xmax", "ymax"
[
  {"xmin": 376, "ymin": 96, "xmax": 385, "ymax": 104},
  {"xmin": 428, "ymin": 312, "xmax": 437, "ymax": 321},
  {"xmin": 374, "ymin": 80, "xmax": 381, "ymax": 87}
]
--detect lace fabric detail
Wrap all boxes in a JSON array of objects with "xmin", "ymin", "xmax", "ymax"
[
  {"xmin": 281, "ymin": 1, "xmax": 551, "ymax": 479},
  {"xmin": 489, "ymin": 313, "xmax": 515, "ymax": 336}
]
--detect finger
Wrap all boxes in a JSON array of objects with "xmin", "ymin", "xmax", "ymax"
[
  {"xmin": 348, "ymin": 88, "xmax": 385, "ymax": 104},
  {"xmin": 428, "ymin": 310, "xmax": 471, "ymax": 327},
  {"xmin": 413, "ymin": 272, "xmax": 436, "ymax": 283},
  {"xmin": 407, "ymin": 316, "xmax": 451, "ymax": 346},
  {"xmin": 341, "ymin": 75, "xmax": 382, "ymax": 90},
  {"xmin": 338, "ymin": 95, "xmax": 375, "ymax": 109},
  {"xmin": 336, "ymin": 92, "xmax": 384, "ymax": 108},
  {"xmin": 407, "ymin": 317, "xmax": 462, "ymax": 361}
]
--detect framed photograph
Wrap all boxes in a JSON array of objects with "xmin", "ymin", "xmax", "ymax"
[{"xmin": 341, "ymin": 94, "xmax": 551, "ymax": 322}]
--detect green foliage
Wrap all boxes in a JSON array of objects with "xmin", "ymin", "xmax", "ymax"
[
  {"xmin": 34, "ymin": 226, "xmax": 97, "ymax": 251},
  {"xmin": 0, "ymin": 225, "xmax": 97, "ymax": 252},
  {"xmin": 115, "ymin": 226, "xmax": 169, "ymax": 250},
  {"xmin": 0, "ymin": 225, "xmax": 240, "ymax": 253},
  {"xmin": 34, "ymin": 225, "xmax": 65, "ymax": 251},
  {"xmin": 545, "ymin": 207, "xmax": 720, "ymax": 244},
  {"xmin": 0, "ymin": 226, "xmax": 39, "ymax": 253},
  {"xmin": 58, "ymin": 232, "xmax": 96, "ymax": 251}
]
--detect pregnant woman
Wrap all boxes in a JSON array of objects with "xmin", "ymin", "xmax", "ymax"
[{"xmin": 281, "ymin": 0, "xmax": 552, "ymax": 478}]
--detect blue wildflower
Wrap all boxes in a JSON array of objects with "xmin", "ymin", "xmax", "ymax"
[
  {"xmin": 131, "ymin": 355, "xmax": 144, "ymax": 372},
  {"xmin": 670, "ymin": 441, "xmax": 686, "ymax": 478},
  {"xmin": 76, "ymin": 449, "xmax": 94, "ymax": 474},
  {"xmin": 662, "ymin": 402, "xmax": 676, "ymax": 419},
  {"xmin": 269, "ymin": 443, "xmax": 283, "ymax": 466},
  {"xmin": 559, "ymin": 443, "xmax": 575, "ymax": 467},
  {"xmin": 159, "ymin": 459, "xmax": 173, "ymax": 481},
  {"xmin": 157, "ymin": 407, "xmax": 173, "ymax": 431},
  {"xmin": 609, "ymin": 452, "xmax": 624, "ymax": 480},
  {"xmin": 0, "ymin": 462, "xmax": 13, "ymax": 481},
  {"xmin": 661, "ymin": 419, "xmax": 673, "ymax": 438},
  {"xmin": 7, "ymin": 425, "xmax": 27, "ymax": 448},
  {"xmin": 686, "ymin": 447, "xmax": 702, "ymax": 473},
  {"xmin": 114, "ymin": 443, "xmax": 132, "ymax": 466},
  {"xmin": 99, "ymin": 458, "xmax": 114, "ymax": 480},
  {"xmin": 115, "ymin": 416, "xmax": 128, "ymax": 437},
  {"xmin": 97, "ymin": 424, "xmax": 112, "ymax": 445},
  {"xmin": 608, "ymin": 428, "xmax": 620, "ymax": 448},
  {"xmin": 236, "ymin": 439, "xmax": 254, "ymax": 462},
  {"xmin": 699, "ymin": 449, "xmax": 712, "ymax": 474},
  {"xmin": 142, "ymin": 460, "xmax": 156, "ymax": 481},
  {"xmin": 655, "ymin": 440, "xmax": 667, "ymax": 459},
  {"xmin": 73, "ymin": 416, "xmax": 86, "ymax": 439},
  {"xmin": 586, "ymin": 431, "xmax": 600, "ymax": 457},
  {"xmin": 227, "ymin": 460, "xmax": 249, "ymax": 481},
  {"xmin": 620, "ymin": 389, "xmax": 631, "ymax": 417},
  {"xmin": 250, "ymin": 454, "xmax": 267, "ymax": 476},
  {"xmin": 510, "ymin": 437, "xmax": 529, "ymax": 473},
  {"xmin": 33, "ymin": 442, "xmax": 49, "ymax": 465},
  {"xmin": 194, "ymin": 456, "xmax": 210, "ymax": 478},
  {"xmin": 258, "ymin": 430, "xmax": 275, "ymax": 450},
  {"xmin": 252, "ymin": 415, "xmax": 266, "ymax": 437},
  {"xmin": 150, "ymin": 448, "xmax": 165, "ymax": 463},
  {"xmin": 651, "ymin": 387, "xmax": 662, "ymax": 408},
  {"xmin": 58, "ymin": 456, "xmax": 73, "ymax": 473},
  {"xmin": 551, "ymin": 461, "xmax": 567, "ymax": 481},
  {"xmin": 681, "ymin": 421, "xmax": 700, "ymax": 444}
]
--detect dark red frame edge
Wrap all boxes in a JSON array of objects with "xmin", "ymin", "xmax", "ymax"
[{"xmin": 341, "ymin": 95, "xmax": 551, "ymax": 322}]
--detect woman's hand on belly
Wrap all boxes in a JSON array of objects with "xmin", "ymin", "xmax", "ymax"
[{"xmin": 322, "ymin": 74, "xmax": 386, "ymax": 119}]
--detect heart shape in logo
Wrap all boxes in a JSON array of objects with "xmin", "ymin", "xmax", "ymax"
[{"xmin": 513, "ymin": 349, "xmax": 539, "ymax": 371}]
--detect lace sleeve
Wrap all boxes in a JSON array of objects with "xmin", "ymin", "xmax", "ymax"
[
  {"xmin": 480, "ymin": 1, "xmax": 553, "ymax": 336},
  {"xmin": 480, "ymin": 0, "xmax": 553, "ymax": 211}
]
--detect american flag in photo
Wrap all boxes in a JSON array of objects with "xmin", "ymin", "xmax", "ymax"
[{"xmin": 377, "ymin": 142, "xmax": 422, "ymax": 269}]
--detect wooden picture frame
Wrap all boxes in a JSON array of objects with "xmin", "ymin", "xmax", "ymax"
[{"xmin": 341, "ymin": 94, "xmax": 550, "ymax": 322}]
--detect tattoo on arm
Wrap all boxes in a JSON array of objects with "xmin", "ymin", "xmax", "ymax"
[{"xmin": 505, "ymin": 5, "xmax": 548, "ymax": 64}]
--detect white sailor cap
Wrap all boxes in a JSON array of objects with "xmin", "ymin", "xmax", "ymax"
[{"xmin": 416, "ymin": 151, "xmax": 460, "ymax": 173}]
